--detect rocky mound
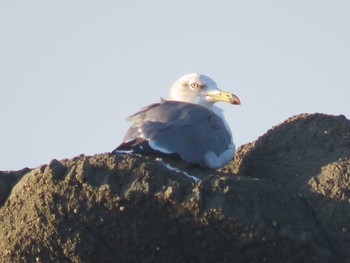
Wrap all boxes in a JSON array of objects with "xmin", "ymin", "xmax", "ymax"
[{"xmin": 0, "ymin": 113, "xmax": 349, "ymax": 263}]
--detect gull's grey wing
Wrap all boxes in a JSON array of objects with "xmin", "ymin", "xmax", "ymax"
[{"xmin": 113, "ymin": 100, "xmax": 232, "ymax": 166}]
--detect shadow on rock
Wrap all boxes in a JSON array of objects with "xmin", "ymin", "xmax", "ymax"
[{"xmin": 233, "ymin": 113, "xmax": 350, "ymax": 262}]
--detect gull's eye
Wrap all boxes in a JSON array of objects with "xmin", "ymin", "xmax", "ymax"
[{"xmin": 190, "ymin": 83, "xmax": 200, "ymax": 89}]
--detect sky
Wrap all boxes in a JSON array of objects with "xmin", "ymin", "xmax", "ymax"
[{"xmin": 1, "ymin": 1, "xmax": 349, "ymax": 170}]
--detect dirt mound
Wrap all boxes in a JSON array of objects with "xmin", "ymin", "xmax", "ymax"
[{"xmin": 0, "ymin": 113, "xmax": 349, "ymax": 263}]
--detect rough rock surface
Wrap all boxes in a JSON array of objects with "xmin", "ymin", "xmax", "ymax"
[{"xmin": 0, "ymin": 113, "xmax": 349, "ymax": 263}]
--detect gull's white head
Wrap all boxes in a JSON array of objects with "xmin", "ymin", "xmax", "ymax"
[{"xmin": 168, "ymin": 73, "xmax": 240, "ymax": 108}]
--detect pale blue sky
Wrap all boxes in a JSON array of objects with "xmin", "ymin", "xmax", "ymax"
[{"xmin": 1, "ymin": 1, "xmax": 349, "ymax": 170}]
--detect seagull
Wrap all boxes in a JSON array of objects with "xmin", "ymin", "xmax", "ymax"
[{"xmin": 112, "ymin": 73, "xmax": 241, "ymax": 169}]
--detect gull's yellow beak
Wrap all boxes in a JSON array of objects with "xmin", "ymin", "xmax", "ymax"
[{"xmin": 206, "ymin": 90, "xmax": 241, "ymax": 105}]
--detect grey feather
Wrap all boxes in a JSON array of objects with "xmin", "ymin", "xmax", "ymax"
[{"xmin": 122, "ymin": 100, "xmax": 232, "ymax": 165}]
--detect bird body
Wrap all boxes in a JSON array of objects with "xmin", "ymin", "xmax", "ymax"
[{"xmin": 113, "ymin": 73, "xmax": 240, "ymax": 169}]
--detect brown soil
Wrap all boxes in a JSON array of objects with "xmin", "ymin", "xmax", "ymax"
[{"xmin": 0, "ymin": 113, "xmax": 349, "ymax": 263}]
